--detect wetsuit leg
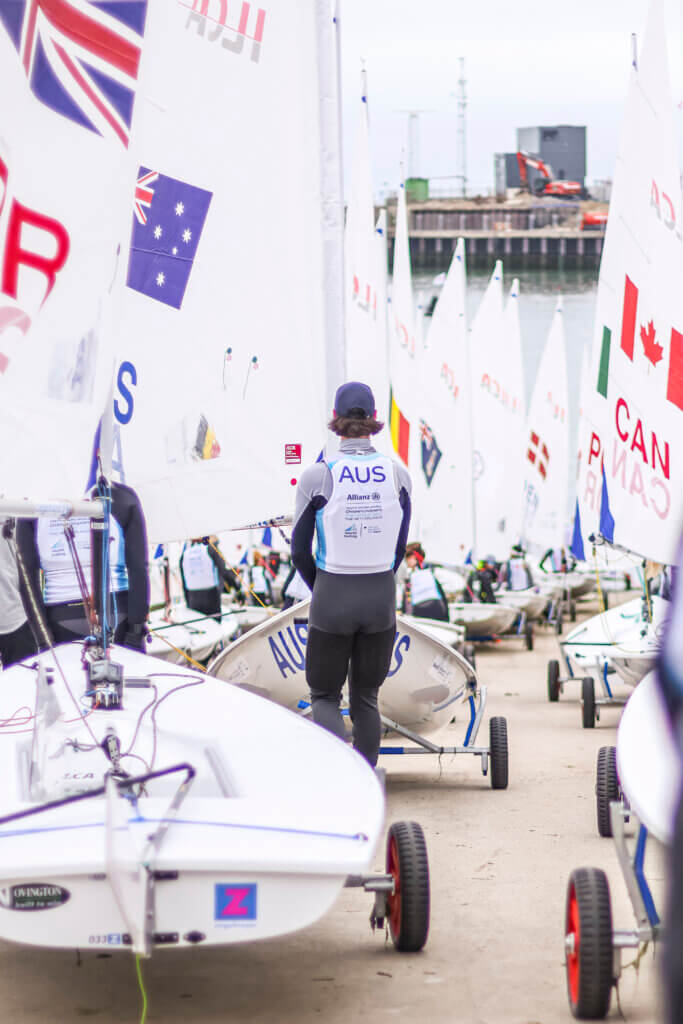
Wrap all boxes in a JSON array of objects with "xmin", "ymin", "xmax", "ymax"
[
  {"xmin": 0, "ymin": 621, "xmax": 37, "ymax": 667},
  {"xmin": 348, "ymin": 626, "xmax": 395, "ymax": 765},
  {"xmin": 305, "ymin": 626, "xmax": 353, "ymax": 744}
]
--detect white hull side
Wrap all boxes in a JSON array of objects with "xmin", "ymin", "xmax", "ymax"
[
  {"xmin": 0, "ymin": 644, "xmax": 383, "ymax": 951},
  {"xmin": 209, "ymin": 602, "xmax": 473, "ymax": 736}
]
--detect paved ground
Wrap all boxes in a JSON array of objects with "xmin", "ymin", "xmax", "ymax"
[{"xmin": 0, "ymin": 594, "xmax": 667, "ymax": 1022}]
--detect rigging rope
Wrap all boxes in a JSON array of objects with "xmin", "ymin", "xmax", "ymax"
[{"xmin": 135, "ymin": 954, "xmax": 148, "ymax": 1024}]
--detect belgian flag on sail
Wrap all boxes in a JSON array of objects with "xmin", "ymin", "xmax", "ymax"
[
  {"xmin": 597, "ymin": 274, "xmax": 683, "ymax": 410},
  {"xmin": 389, "ymin": 389, "xmax": 410, "ymax": 466}
]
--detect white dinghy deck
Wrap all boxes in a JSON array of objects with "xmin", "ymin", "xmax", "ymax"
[{"xmin": 0, "ymin": 644, "xmax": 385, "ymax": 954}]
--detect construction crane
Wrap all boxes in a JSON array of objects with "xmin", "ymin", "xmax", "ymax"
[{"xmin": 516, "ymin": 150, "xmax": 586, "ymax": 199}]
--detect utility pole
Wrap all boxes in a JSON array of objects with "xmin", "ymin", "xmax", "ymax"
[
  {"xmin": 456, "ymin": 57, "xmax": 467, "ymax": 198},
  {"xmin": 394, "ymin": 109, "xmax": 434, "ymax": 179}
]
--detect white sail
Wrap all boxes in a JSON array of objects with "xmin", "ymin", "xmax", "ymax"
[
  {"xmin": 418, "ymin": 239, "xmax": 473, "ymax": 564},
  {"xmin": 345, "ymin": 82, "xmax": 388, "ymax": 424},
  {"xmin": 112, "ymin": 2, "xmax": 343, "ymax": 542},
  {"xmin": 387, "ymin": 180, "xmax": 418, "ymax": 472},
  {"xmin": 469, "ymin": 262, "xmax": 512, "ymax": 558},
  {"xmin": 374, "ymin": 208, "xmax": 389, "ymax": 410},
  {"xmin": 0, "ymin": 15, "xmax": 135, "ymax": 501},
  {"xmin": 500, "ymin": 277, "xmax": 526, "ymax": 545},
  {"xmin": 521, "ymin": 297, "xmax": 570, "ymax": 552},
  {"xmin": 575, "ymin": 0, "xmax": 683, "ymax": 563}
]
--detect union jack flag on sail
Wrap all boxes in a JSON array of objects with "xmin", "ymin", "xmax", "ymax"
[{"xmin": 0, "ymin": 0, "xmax": 148, "ymax": 147}]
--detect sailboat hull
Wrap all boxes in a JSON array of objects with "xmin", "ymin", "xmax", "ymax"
[
  {"xmin": 561, "ymin": 596, "xmax": 668, "ymax": 684},
  {"xmin": 448, "ymin": 603, "xmax": 519, "ymax": 637},
  {"xmin": 0, "ymin": 644, "xmax": 383, "ymax": 951},
  {"xmin": 617, "ymin": 671, "xmax": 679, "ymax": 846},
  {"xmin": 209, "ymin": 602, "xmax": 473, "ymax": 736}
]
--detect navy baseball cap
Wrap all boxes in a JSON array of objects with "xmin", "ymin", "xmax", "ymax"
[{"xmin": 334, "ymin": 381, "xmax": 376, "ymax": 417}]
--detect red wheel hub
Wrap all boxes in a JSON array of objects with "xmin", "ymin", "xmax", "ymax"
[
  {"xmin": 566, "ymin": 883, "xmax": 581, "ymax": 1006},
  {"xmin": 387, "ymin": 835, "xmax": 402, "ymax": 939}
]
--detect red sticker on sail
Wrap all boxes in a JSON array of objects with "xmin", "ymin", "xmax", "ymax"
[{"xmin": 285, "ymin": 444, "xmax": 301, "ymax": 465}]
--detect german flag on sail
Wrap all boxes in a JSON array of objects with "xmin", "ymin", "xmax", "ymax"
[{"xmin": 389, "ymin": 390, "xmax": 410, "ymax": 465}]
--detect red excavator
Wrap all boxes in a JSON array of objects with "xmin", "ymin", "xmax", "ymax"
[{"xmin": 516, "ymin": 150, "xmax": 585, "ymax": 198}]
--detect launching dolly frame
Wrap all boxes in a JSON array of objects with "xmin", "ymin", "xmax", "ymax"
[
  {"xmin": 564, "ymin": 802, "xmax": 660, "ymax": 1019},
  {"xmin": 547, "ymin": 646, "xmax": 626, "ymax": 729},
  {"xmin": 378, "ymin": 682, "xmax": 509, "ymax": 790}
]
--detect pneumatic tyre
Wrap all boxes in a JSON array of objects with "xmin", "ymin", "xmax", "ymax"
[
  {"xmin": 595, "ymin": 746, "xmax": 619, "ymax": 838},
  {"xmin": 548, "ymin": 659, "xmax": 561, "ymax": 702},
  {"xmin": 386, "ymin": 821, "xmax": 430, "ymax": 952},
  {"xmin": 582, "ymin": 677, "xmax": 596, "ymax": 729},
  {"xmin": 489, "ymin": 716, "xmax": 509, "ymax": 789},
  {"xmin": 525, "ymin": 622, "xmax": 534, "ymax": 651},
  {"xmin": 565, "ymin": 868, "xmax": 613, "ymax": 1018}
]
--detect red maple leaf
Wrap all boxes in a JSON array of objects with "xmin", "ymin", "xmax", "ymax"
[{"xmin": 640, "ymin": 320, "xmax": 663, "ymax": 366}]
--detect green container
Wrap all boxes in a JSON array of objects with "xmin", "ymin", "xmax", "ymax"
[{"xmin": 405, "ymin": 177, "xmax": 429, "ymax": 202}]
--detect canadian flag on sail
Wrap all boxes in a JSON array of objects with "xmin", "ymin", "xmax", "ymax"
[{"xmin": 617, "ymin": 274, "xmax": 683, "ymax": 410}]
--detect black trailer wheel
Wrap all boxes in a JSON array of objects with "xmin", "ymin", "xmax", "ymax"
[
  {"xmin": 556, "ymin": 613, "xmax": 564, "ymax": 635},
  {"xmin": 570, "ymin": 600, "xmax": 577, "ymax": 622},
  {"xmin": 548, "ymin": 659, "xmax": 561, "ymax": 702},
  {"xmin": 386, "ymin": 821, "xmax": 430, "ymax": 952},
  {"xmin": 565, "ymin": 867, "xmax": 613, "ymax": 1019},
  {"xmin": 525, "ymin": 622, "xmax": 534, "ymax": 651},
  {"xmin": 582, "ymin": 677, "xmax": 596, "ymax": 729},
  {"xmin": 595, "ymin": 747, "xmax": 619, "ymax": 838},
  {"xmin": 489, "ymin": 716, "xmax": 509, "ymax": 790},
  {"xmin": 602, "ymin": 592, "xmax": 609, "ymax": 611}
]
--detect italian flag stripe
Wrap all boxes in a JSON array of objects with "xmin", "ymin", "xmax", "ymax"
[
  {"xmin": 389, "ymin": 391, "xmax": 410, "ymax": 466},
  {"xmin": 620, "ymin": 275, "xmax": 637, "ymax": 360},
  {"xmin": 597, "ymin": 326, "xmax": 611, "ymax": 398},
  {"xmin": 667, "ymin": 328, "xmax": 683, "ymax": 411}
]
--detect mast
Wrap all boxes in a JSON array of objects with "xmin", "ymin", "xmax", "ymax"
[
  {"xmin": 456, "ymin": 57, "xmax": 468, "ymax": 198},
  {"xmin": 318, "ymin": 0, "xmax": 346, "ymax": 407}
]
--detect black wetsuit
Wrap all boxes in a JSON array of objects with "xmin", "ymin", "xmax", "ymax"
[
  {"xmin": 17, "ymin": 483, "xmax": 149, "ymax": 651},
  {"xmin": 292, "ymin": 438, "xmax": 411, "ymax": 766},
  {"xmin": 464, "ymin": 566, "xmax": 498, "ymax": 604}
]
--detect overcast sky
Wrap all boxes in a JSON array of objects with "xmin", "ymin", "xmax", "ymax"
[{"xmin": 339, "ymin": 0, "xmax": 683, "ymax": 198}]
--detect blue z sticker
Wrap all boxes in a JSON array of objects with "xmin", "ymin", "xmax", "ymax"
[{"xmin": 214, "ymin": 884, "xmax": 257, "ymax": 922}]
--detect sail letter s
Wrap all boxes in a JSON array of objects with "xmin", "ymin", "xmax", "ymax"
[
  {"xmin": 114, "ymin": 362, "xmax": 137, "ymax": 425},
  {"xmin": 1, "ymin": 201, "xmax": 69, "ymax": 305}
]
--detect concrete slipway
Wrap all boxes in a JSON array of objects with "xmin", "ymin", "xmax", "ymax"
[{"xmin": 0, "ymin": 594, "xmax": 665, "ymax": 1023}]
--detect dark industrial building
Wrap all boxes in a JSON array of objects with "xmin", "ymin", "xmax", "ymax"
[{"xmin": 495, "ymin": 125, "xmax": 587, "ymax": 195}]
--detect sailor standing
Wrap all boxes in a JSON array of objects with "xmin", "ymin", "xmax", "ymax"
[
  {"xmin": 247, "ymin": 551, "xmax": 274, "ymax": 606},
  {"xmin": 291, "ymin": 382, "xmax": 411, "ymax": 766},
  {"xmin": 179, "ymin": 537, "xmax": 242, "ymax": 621},
  {"xmin": 401, "ymin": 542, "xmax": 449, "ymax": 622},
  {"xmin": 16, "ymin": 482, "xmax": 150, "ymax": 650}
]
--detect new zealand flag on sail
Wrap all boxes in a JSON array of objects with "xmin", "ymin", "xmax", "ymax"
[
  {"xmin": 0, "ymin": 1, "xmax": 148, "ymax": 147},
  {"xmin": 420, "ymin": 419, "xmax": 442, "ymax": 487},
  {"xmin": 126, "ymin": 168, "xmax": 213, "ymax": 311}
]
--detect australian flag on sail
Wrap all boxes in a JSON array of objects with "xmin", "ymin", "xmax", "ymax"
[
  {"xmin": 420, "ymin": 419, "xmax": 442, "ymax": 487},
  {"xmin": 0, "ymin": 1, "xmax": 148, "ymax": 147},
  {"xmin": 126, "ymin": 168, "xmax": 213, "ymax": 311}
]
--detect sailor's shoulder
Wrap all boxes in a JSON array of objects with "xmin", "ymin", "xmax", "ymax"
[
  {"xmin": 388, "ymin": 458, "xmax": 412, "ymax": 493},
  {"xmin": 298, "ymin": 460, "xmax": 331, "ymax": 494}
]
